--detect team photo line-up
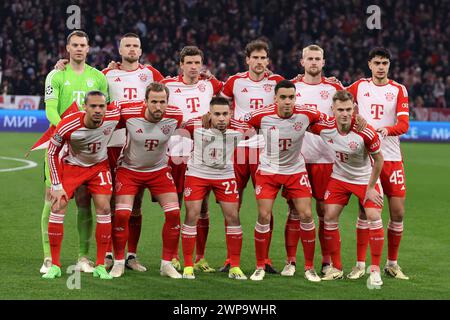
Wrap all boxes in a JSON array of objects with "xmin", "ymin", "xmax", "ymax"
[{"xmin": 36, "ymin": 29, "xmax": 409, "ymax": 287}]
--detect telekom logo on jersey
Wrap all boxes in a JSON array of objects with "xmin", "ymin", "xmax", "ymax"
[
  {"xmin": 371, "ymin": 104, "xmax": 384, "ymax": 120},
  {"xmin": 186, "ymin": 97, "xmax": 200, "ymax": 113},
  {"xmin": 124, "ymin": 88, "xmax": 138, "ymax": 100},
  {"xmin": 145, "ymin": 139, "xmax": 159, "ymax": 151},
  {"xmin": 249, "ymin": 98, "xmax": 264, "ymax": 109}
]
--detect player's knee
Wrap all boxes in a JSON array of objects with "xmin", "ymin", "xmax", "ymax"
[
  {"xmin": 390, "ymin": 208, "xmax": 404, "ymax": 222},
  {"xmin": 258, "ymin": 209, "xmax": 272, "ymax": 224},
  {"xmin": 96, "ymin": 205, "xmax": 111, "ymax": 216}
]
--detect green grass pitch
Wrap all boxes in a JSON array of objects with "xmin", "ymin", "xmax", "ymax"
[{"xmin": 1, "ymin": 132, "xmax": 449, "ymax": 300}]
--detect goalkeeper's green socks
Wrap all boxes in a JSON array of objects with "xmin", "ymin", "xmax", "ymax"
[
  {"xmin": 41, "ymin": 200, "xmax": 52, "ymax": 258},
  {"xmin": 77, "ymin": 207, "xmax": 94, "ymax": 258}
]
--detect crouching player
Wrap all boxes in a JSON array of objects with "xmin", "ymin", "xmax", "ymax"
[
  {"xmin": 42, "ymin": 91, "xmax": 119, "ymax": 280},
  {"xmin": 309, "ymin": 90, "xmax": 385, "ymax": 286},
  {"xmin": 181, "ymin": 97, "xmax": 250, "ymax": 280},
  {"xmin": 109, "ymin": 82, "xmax": 183, "ymax": 279}
]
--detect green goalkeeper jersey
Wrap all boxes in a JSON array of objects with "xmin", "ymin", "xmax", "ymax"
[{"xmin": 44, "ymin": 63, "xmax": 109, "ymax": 126}]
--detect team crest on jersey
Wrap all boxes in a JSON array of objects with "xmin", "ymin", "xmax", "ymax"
[
  {"xmin": 324, "ymin": 190, "xmax": 330, "ymax": 200},
  {"xmin": 385, "ymin": 92, "xmax": 395, "ymax": 102},
  {"xmin": 243, "ymin": 112, "xmax": 252, "ymax": 122},
  {"xmin": 161, "ymin": 124, "xmax": 172, "ymax": 135},
  {"xmin": 184, "ymin": 187, "xmax": 192, "ymax": 197},
  {"xmin": 263, "ymin": 84, "xmax": 272, "ymax": 93},
  {"xmin": 293, "ymin": 121, "xmax": 303, "ymax": 131},
  {"xmin": 255, "ymin": 185, "xmax": 262, "ymax": 195},
  {"xmin": 86, "ymin": 79, "xmax": 94, "ymax": 88},
  {"xmin": 103, "ymin": 127, "xmax": 112, "ymax": 136},
  {"xmin": 46, "ymin": 85, "xmax": 53, "ymax": 95},
  {"xmin": 53, "ymin": 133, "xmax": 63, "ymax": 143},
  {"xmin": 198, "ymin": 83, "xmax": 206, "ymax": 92},
  {"xmin": 138, "ymin": 73, "xmax": 147, "ymax": 82},
  {"xmin": 320, "ymin": 90, "xmax": 329, "ymax": 100},
  {"xmin": 348, "ymin": 141, "xmax": 359, "ymax": 151}
]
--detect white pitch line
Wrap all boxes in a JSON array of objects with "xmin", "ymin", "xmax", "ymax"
[{"xmin": 0, "ymin": 156, "xmax": 38, "ymax": 172}]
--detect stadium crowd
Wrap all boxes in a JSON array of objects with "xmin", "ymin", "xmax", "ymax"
[{"xmin": 0, "ymin": 0, "xmax": 449, "ymax": 114}]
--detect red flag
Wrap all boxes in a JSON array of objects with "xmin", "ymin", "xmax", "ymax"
[{"xmin": 26, "ymin": 102, "xmax": 81, "ymax": 155}]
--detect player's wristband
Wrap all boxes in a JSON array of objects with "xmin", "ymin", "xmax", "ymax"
[{"xmin": 51, "ymin": 184, "xmax": 63, "ymax": 191}]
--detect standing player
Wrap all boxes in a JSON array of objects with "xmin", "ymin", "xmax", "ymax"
[
  {"xmin": 287, "ymin": 44, "xmax": 344, "ymax": 275},
  {"xmin": 162, "ymin": 46, "xmax": 223, "ymax": 273},
  {"xmin": 109, "ymin": 83, "xmax": 183, "ymax": 279},
  {"xmin": 181, "ymin": 97, "xmax": 250, "ymax": 280},
  {"xmin": 40, "ymin": 30, "xmax": 108, "ymax": 274},
  {"xmin": 42, "ymin": 91, "xmax": 118, "ymax": 280},
  {"xmin": 220, "ymin": 39, "xmax": 284, "ymax": 273},
  {"xmin": 309, "ymin": 90, "xmax": 385, "ymax": 286},
  {"xmin": 346, "ymin": 47, "xmax": 409, "ymax": 280},
  {"xmin": 245, "ymin": 80, "xmax": 323, "ymax": 282},
  {"xmin": 102, "ymin": 33, "xmax": 164, "ymax": 272}
]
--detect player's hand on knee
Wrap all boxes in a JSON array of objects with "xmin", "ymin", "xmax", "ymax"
[
  {"xmin": 364, "ymin": 187, "xmax": 383, "ymax": 207},
  {"xmin": 355, "ymin": 114, "xmax": 368, "ymax": 131},
  {"xmin": 50, "ymin": 190, "xmax": 68, "ymax": 211},
  {"xmin": 54, "ymin": 59, "xmax": 69, "ymax": 70}
]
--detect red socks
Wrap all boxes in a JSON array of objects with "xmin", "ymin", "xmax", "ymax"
[
  {"xmin": 300, "ymin": 221, "xmax": 316, "ymax": 270},
  {"xmin": 195, "ymin": 215, "xmax": 209, "ymax": 262},
  {"xmin": 356, "ymin": 218, "xmax": 369, "ymax": 263},
  {"xmin": 127, "ymin": 210, "xmax": 142, "ymax": 255},
  {"xmin": 387, "ymin": 220, "xmax": 403, "ymax": 263},
  {"xmin": 112, "ymin": 206, "xmax": 132, "ymax": 260},
  {"xmin": 48, "ymin": 213, "xmax": 65, "ymax": 267},
  {"xmin": 181, "ymin": 224, "xmax": 197, "ymax": 267},
  {"xmin": 226, "ymin": 225, "xmax": 243, "ymax": 267},
  {"xmin": 284, "ymin": 215, "xmax": 300, "ymax": 263},
  {"xmin": 324, "ymin": 221, "xmax": 342, "ymax": 270},
  {"xmin": 368, "ymin": 219, "xmax": 384, "ymax": 268},
  {"xmin": 254, "ymin": 222, "xmax": 270, "ymax": 269},
  {"xmin": 95, "ymin": 214, "xmax": 112, "ymax": 265},
  {"xmin": 162, "ymin": 203, "xmax": 181, "ymax": 261}
]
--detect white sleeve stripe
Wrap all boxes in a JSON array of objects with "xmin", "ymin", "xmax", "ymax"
[
  {"xmin": 48, "ymin": 144, "xmax": 60, "ymax": 185},
  {"xmin": 58, "ymin": 119, "xmax": 81, "ymax": 135},
  {"xmin": 361, "ymin": 129, "xmax": 375, "ymax": 139},
  {"xmin": 58, "ymin": 122, "xmax": 79, "ymax": 137},
  {"xmin": 397, "ymin": 112, "xmax": 409, "ymax": 116}
]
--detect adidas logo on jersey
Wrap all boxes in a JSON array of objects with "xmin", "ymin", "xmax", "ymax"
[
  {"xmin": 241, "ymin": 88, "xmax": 248, "ymax": 93},
  {"xmin": 328, "ymin": 139, "xmax": 334, "ymax": 144},
  {"xmin": 136, "ymin": 129, "xmax": 143, "ymax": 134},
  {"xmin": 115, "ymin": 77, "xmax": 121, "ymax": 82},
  {"xmin": 175, "ymin": 88, "xmax": 182, "ymax": 93},
  {"xmin": 270, "ymin": 126, "xmax": 277, "ymax": 131},
  {"xmin": 364, "ymin": 92, "xmax": 370, "ymax": 97}
]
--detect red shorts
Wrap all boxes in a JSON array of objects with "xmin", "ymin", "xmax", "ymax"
[
  {"xmin": 380, "ymin": 161, "xmax": 406, "ymax": 198},
  {"xmin": 115, "ymin": 166, "xmax": 177, "ymax": 196},
  {"xmin": 305, "ymin": 163, "xmax": 334, "ymax": 201},
  {"xmin": 233, "ymin": 146, "xmax": 260, "ymax": 192},
  {"xmin": 107, "ymin": 147, "xmax": 122, "ymax": 178},
  {"xmin": 324, "ymin": 177, "xmax": 383, "ymax": 209},
  {"xmin": 168, "ymin": 156, "xmax": 188, "ymax": 194},
  {"xmin": 61, "ymin": 160, "xmax": 112, "ymax": 199},
  {"xmin": 184, "ymin": 176, "xmax": 239, "ymax": 203},
  {"xmin": 254, "ymin": 170, "xmax": 312, "ymax": 200}
]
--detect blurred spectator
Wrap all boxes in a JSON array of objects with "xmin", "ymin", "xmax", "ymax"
[{"xmin": 0, "ymin": 0, "xmax": 448, "ymax": 109}]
